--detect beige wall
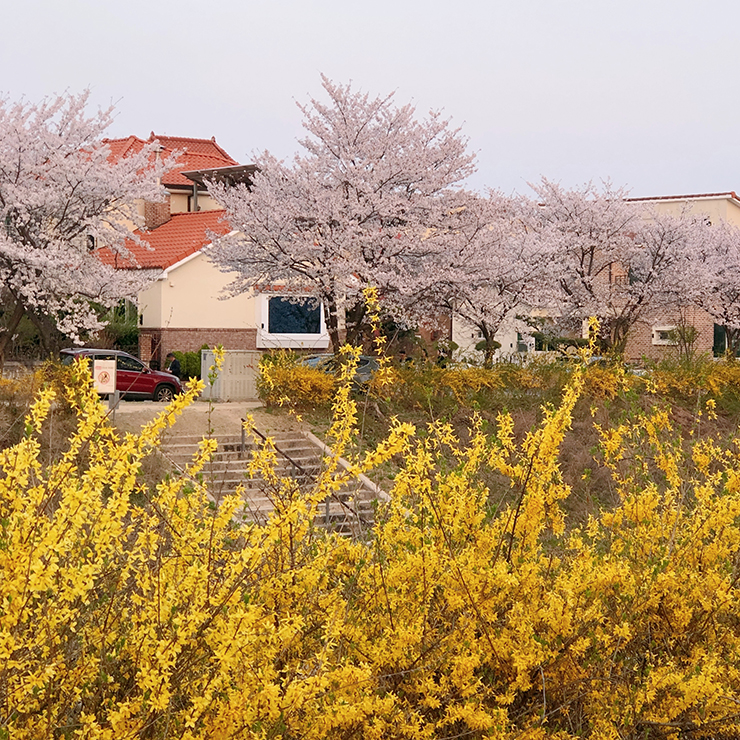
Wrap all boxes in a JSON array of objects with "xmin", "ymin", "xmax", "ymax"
[
  {"xmin": 451, "ymin": 314, "xmax": 530, "ymax": 361},
  {"xmin": 640, "ymin": 195, "xmax": 740, "ymax": 227},
  {"xmin": 169, "ymin": 193, "xmax": 189, "ymax": 213},
  {"xmin": 139, "ymin": 252, "xmax": 256, "ymax": 330},
  {"xmin": 169, "ymin": 191, "xmax": 221, "ymax": 214}
]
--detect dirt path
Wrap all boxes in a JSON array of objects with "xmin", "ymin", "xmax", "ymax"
[{"xmin": 111, "ymin": 398, "xmax": 308, "ymax": 440}]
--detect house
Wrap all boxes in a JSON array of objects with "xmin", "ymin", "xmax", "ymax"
[
  {"xmin": 621, "ymin": 192, "xmax": 740, "ymax": 361},
  {"xmin": 104, "ymin": 133, "xmax": 239, "ymax": 219},
  {"xmin": 451, "ymin": 319, "xmax": 532, "ymax": 363},
  {"xmin": 449, "ymin": 192, "xmax": 740, "ymax": 365},
  {"xmin": 105, "ymin": 133, "xmax": 330, "ymax": 368}
]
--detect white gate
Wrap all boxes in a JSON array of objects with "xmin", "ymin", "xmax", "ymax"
[{"xmin": 200, "ymin": 350, "xmax": 260, "ymax": 402}]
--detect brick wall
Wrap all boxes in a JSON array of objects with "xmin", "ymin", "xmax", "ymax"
[
  {"xmin": 139, "ymin": 333, "xmax": 153, "ymax": 364},
  {"xmin": 624, "ymin": 306, "xmax": 716, "ymax": 362},
  {"xmin": 143, "ymin": 195, "xmax": 171, "ymax": 231},
  {"xmin": 139, "ymin": 328, "xmax": 258, "ymax": 367}
]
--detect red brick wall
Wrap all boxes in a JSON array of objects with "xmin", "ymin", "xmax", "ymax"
[
  {"xmin": 139, "ymin": 333, "xmax": 153, "ymax": 364},
  {"xmin": 139, "ymin": 328, "xmax": 258, "ymax": 366},
  {"xmin": 143, "ymin": 196, "xmax": 171, "ymax": 230},
  {"xmin": 624, "ymin": 306, "xmax": 716, "ymax": 362}
]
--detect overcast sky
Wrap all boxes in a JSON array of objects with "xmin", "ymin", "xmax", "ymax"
[{"xmin": 2, "ymin": 0, "xmax": 738, "ymax": 197}]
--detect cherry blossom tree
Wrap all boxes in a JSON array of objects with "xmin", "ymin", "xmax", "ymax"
[
  {"xmin": 208, "ymin": 76, "xmax": 476, "ymax": 353},
  {"xmin": 392, "ymin": 190, "xmax": 555, "ymax": 367},
  {"xmin": 0, "ymin": 91, "xmax": 166, "ymax": 366},
  {"xmin": 529, "ymin": 180, "xmax": 714, "ymax": 354},
  {"xmin": 685, "ymin": 219, "xmax": 740, "ymax": 354}
]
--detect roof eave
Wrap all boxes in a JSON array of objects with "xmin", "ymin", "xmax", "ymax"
[
  {"xmin": 161, "ymin": 228, "xmax": 238, "ymax": 275},
  {"xmin": 628, "ymin": 191, "xmax": 740, "ymax": 205}
]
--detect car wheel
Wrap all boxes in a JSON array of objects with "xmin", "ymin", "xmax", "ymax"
[{"xmin": 153, "ymin": 385, "xmax": 175, "ymax": 403}]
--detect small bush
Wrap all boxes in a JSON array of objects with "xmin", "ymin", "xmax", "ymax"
[
  {"xmin": 583, "ymin": 364, "xmax": 627, "ymax": 400},
  {"xmin": 368, "ymin": 357, "xmax": 572, "ymax": 417},
  {"xmin": 258, "ymin": 350, "xmax": 336, "ymax": 408},
  {"xmin": 0, "ymin": 362, "xmax": 82, "ymax": 451},
  {"xmin": 172, "ymin": 345, "xmax": 208, "ymax": 380}
]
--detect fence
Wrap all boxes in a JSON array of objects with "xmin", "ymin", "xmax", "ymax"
[
  {"xmin": 2, "ymin": 361, "xmax": 43, "ymax": 379},
  {"xmin": 200, "ymin": 350, "xmax": 260, "ymax": 402}
]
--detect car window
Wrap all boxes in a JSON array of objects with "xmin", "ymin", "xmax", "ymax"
[
  {"xmin": 94, "ymin": 353, "xmax": 116, "ymax": 362},
  {"xmin": 116, "ymin": 355, "xmax": 145, "ymax": 372}
]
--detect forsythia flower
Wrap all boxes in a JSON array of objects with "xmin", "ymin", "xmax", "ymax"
[{"xmin": 3, "ymin": 343, "xmax": 740, "ymax": 739}]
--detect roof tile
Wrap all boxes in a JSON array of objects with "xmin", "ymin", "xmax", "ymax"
[
  {"xmin": 99, "ymin": 210, "xmax": 230, "ymax": 270},
  {"xmin": 102, "ymin": 134, "xmax": 238, "ymax": 188}
]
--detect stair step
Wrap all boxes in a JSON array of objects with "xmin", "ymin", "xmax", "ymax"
[{"xmin": 155, "ymin": 429, "xmax": 383, "ymax": 533}]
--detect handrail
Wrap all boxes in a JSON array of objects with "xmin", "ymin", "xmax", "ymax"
[
  {"xmin": 241, "ymin": 419, "xmax": 313, "ymax": 480},
  {"xmin": 303, "ymin": 431, "xmax": 390, "ymax": 502},
  {"xmin": 240, "ymin": 421, "xmax": 386, "ymax": 529}
]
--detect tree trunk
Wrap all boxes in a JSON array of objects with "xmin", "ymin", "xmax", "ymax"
[
  {"xmin": 26, "ymin": 309, "xmax": 66, "ymax": 358},
  {"xmin": 479, "ymin": 324, "xmax": 497, "ymax": 370},
  {"xmin": 344, "ymin": 300, "xmax": 367, "ymax": 348},
  {"xmin": 609, "ymin": 319, "xmax": 630, "ymax": 357},
  {"xmin": 725, "ymin": 326, "xmax": 740, "ymax": 358},
  {"xmin": 324, "ymin": 296, "xmax": 342, "ymax": 354},
  {"xmin": 483, "ymin": 342, "xmax": 496, "ymax": 369},
  {"xmin": 0, "ymin": 299, "xmax": 26, "ymax": 375}
]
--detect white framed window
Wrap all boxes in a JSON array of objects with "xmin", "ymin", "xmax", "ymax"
[
  {"xmin": 652, "ymin": 325, "xmax": 677, "ymax": 346},
  {"xmin": 257, "ymin": 294, "xmax": 330, "ymax": 350}
]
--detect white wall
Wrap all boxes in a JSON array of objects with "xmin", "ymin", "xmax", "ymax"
[{"xmin": 451, "ymin": 314, "xmax": 533, "ymax": 363}]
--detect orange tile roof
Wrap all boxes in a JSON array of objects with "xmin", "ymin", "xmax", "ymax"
[
  {"xmin": 104, "ymin": 135, "xmax": 148, "ymax": 160},
  {"xmin": 99, "ymin": 210, "xmax": 231, "ymax": 270},
  {"xmin": 102, "ymin": 134, "xmax": 238, "ymax": 189},
  {"xmin": 150, "ymin": 134, "xmax": 235, "ymax": 161}
]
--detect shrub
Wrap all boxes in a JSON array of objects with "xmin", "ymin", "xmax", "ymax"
[
  {"xmin": 257, "ymin": 349, "xmax": 336, "ymax": 408},
  {"xmin": 367, "ymin": 357, "xmax": 572, "ymax": 418},
  {"xmin": 5, "ymin": 351, "xmax": 740, "ymax": 737},
  {"xmin": 583, "ymin": 363, "xmax": 631, "ymax": 400},
  {"xmin": 172, "ymin": 345, "xmax": 207, "ymax": 380}
]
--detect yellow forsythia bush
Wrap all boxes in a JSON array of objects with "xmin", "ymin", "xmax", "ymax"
[
  {"xmin": 705, "ymin": 359, "xmax": 740, "ymax": 394},
  {"xmin": 646, "ymin": 358, "xmax": 740, "ymax": 403},
  {"xmin": 368, "ymin": 364, "xmax": 506, "ymax": 409},
  {"xmin": 4, "ymin": 352, "xmax": 740, "ymax": 738},
  {"xmin": 438, "ymin": 366, "xmax": 503, "ymax": 402},
  {"xmin": 257, "ymin": 350, "xmax": 336, "ymax": 408},
  {"xmin": 583, "ymin": 364, "xmax": 630, "ymax": 399}
]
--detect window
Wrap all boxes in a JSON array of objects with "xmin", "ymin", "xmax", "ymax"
[
  {"xmin": 257, "ymin": 294, "xmax": 330, "ymax": 349},
  {"xmin": 268, "ymin": 296, "xmax": 321, "ymax": 334},
  {"xmin": 652, "ymin": 325, "xmax": 677, "ymax": 346},
  {"xmin": 714, "ymin": 323, "xmax": 727, "ymax": 356},
  {"xmin": 117, "ymin": 355, "xmax": 145, "ymax": 372}
]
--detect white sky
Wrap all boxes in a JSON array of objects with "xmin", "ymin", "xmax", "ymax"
[{"xmin": 2, "ymin": 0, "xmax": 738, "ymax": 197}]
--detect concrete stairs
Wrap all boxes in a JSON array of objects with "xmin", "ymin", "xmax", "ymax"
[{"xmin": 157, "ymin": 429, "xmax": 382, "ymax": 536}]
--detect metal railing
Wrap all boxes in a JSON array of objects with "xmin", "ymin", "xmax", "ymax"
[
  {"xmin": 239, "ymin": 420, "xmax": 382, "ymax": 531},
  {"xmin": 240, "ymin": 419, "xmax": 314, "ymax": 481}
]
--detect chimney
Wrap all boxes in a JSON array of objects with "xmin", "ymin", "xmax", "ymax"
[{"xmin": 144, "ymin": 194, "xmax": 171, "ymax": 230}]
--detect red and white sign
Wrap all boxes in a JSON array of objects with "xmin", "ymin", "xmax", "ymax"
[{"xmin": 93, "ymin": 359, "xmax": 117, "ymax": 394}]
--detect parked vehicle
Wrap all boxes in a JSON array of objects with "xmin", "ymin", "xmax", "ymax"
[
  {"xmin": 300, "ymin": 353, "xmax": 380, "ymax": 386},
  {"xmin": 60, "ymin": 348, "xmax": 184, "ymax": 402}
]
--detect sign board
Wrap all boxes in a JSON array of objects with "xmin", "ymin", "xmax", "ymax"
[{"xmin": 93, "ymin": 359, "xmax": 117, "ymax": 394}]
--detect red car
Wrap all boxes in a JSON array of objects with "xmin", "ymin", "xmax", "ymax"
[{"xmin": 60, "ymin": 348, "xmax": 184, "ymax": 402}]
